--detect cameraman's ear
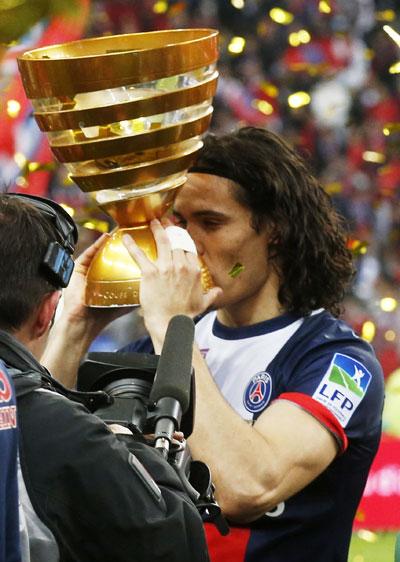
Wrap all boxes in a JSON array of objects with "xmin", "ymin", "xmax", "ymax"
[{"xmin": 34, "ymin": 291, "xmax": 62, "ymax": 339}]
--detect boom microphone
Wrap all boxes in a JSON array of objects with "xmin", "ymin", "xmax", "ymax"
[{"xmin": 150, "ymin": 315, "xmax": 195, "ymax": 458}]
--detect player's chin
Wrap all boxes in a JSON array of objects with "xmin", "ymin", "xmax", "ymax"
[
  {"xmin": 209, "ymin": 290, "xmax": 232, "ymax": 311},
  {"xmin": 205, "ymin": 291, "xmax": 224, "ymax": 311}
]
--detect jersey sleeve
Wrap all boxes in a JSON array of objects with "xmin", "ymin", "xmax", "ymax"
[
  {"xmin": 119, "ymin": 335, "xmax": 155, "ymax": 354},
  {"xmin": 275, "ymin": 341, "xmax": 384, "ymax": 453},
  {"xmin": 17, "ymin": 389, "xmax": 209, "ymax": 562}
]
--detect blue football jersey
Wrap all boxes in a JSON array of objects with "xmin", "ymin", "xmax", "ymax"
[{"xmin": 123, "ymin": 309, "xmax": 384, "ymax": 562}]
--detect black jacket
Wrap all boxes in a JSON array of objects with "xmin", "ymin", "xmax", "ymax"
[{"xmin": 0, "ymin": 330, "xmax": 209, "ymax": 562}]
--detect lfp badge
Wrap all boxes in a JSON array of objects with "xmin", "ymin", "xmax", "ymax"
[
  {"xmin": 244, "ymin": 372, "xmax": 272, "ymax": 413},
  {"xmin": 313, "ymin": 353, "xmax": 372, "ymax": 427}
]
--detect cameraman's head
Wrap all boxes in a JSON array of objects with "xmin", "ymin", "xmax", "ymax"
[{"xmin": 0, "ymin": 193, "xmax": 77, "ymax": 355}]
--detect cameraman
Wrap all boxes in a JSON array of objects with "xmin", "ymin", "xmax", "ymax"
[{"xmin": 0, "ymin": 193, "xmax": 209, "ymax": 562}]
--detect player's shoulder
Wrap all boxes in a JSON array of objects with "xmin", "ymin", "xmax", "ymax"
[
  {"xmin": 299, "ymin": 310, "xmax": 377, "ymax": 360},
  {"xmin": 300, "ymin": 311, "xmax": 384, "ymax": 413},
  {"xmin": 285, "ymin": 310, "xmax": 384, "ymax": 391}
]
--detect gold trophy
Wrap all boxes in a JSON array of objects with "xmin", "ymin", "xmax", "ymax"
[{"xmin": 18, "ymin": 29, "xmax": 219, "ymax": 306}]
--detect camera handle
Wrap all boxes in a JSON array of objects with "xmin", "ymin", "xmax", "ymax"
[{"xmin": 172, "ymin": 442, "xmax": 230, "ymax": 536}]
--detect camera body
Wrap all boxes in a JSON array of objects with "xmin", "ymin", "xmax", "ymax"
[
  {"xmin": 77, "ymin": 350, "xmax": 228, "ymax": 535},
  {"xmin": 77, "ymin": 351, "xmax": 194, "ymax": 439}
]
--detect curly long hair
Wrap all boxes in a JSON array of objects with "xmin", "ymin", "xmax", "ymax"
[{"xmin": 194, "ymin": 127, "xmax": 354, "ymax": 317}]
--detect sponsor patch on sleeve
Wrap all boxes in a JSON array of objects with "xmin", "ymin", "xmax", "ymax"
[{"xmin": 312, "ymin": 353, "xmax": 372, "ymax": 427}]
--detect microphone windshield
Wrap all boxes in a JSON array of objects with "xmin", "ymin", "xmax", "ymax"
[{"xmin": 149, "ymin": 315, "xmax": 195, "ymax": 413}]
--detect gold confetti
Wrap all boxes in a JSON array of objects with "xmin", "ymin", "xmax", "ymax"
[
  {"xmin": 13, "ymin": 152, "xmax": 26, "ymax": 168},
  {"xmin": 380, "ymin": 297, "xmax": 398, "ymax": 312},
  {"xmin": 60, "ymin": 203, "xmax": 75, "ymax": 217},
  {"xmin": 361, "ymin": 321, "xmax": 375, "ymax": 342},
  {"xmin": 383, "ymin": 122, "xmax": 400, "ymax": 135},
  {"xmin": 376, "ymin": 10, "xmax": 396, "ymax": 22},
  {"xmin": 252, "ymin": 99, "xmax": 274, "ymax": 115},
  {"xmin": 6, "ymin": 99, "xmax": 21, "ymax": 118},
  {"xmin": 27, "ymin": 162, "xmax": 40, "ymax": 172},
  {"xmin": 357, "ymin": 530, "xmax": 378, "ymax": 543},
  {"xmin": 231, "ymin": 0, "xmax": 245, "ymax": 8},
  {"xmin": 362, "ymin": 151, "xmax": 385, "ymax": 164},
  {"xmin": 153, "ymin": 0, "xmax": 168, "ymax": 14},
  {"xmin": 319, "ymin": 1, "xmax": 331, "ymax": 14},
  {"xmin": 347, "ymin": 239, "xmax": 368, "ymax": 255},
  {"xmin": 269, "ymin": 8, "xmax": 294, "ymax": 25},
  {"xmin": 324, "ymin": 181, "xmax": 343, "ymax": 194},
  {"xmin": 289, "ymin": 33, "xmax": 301, "ymax": 47},
  {"xmin": 228, "ymin": 36, "xmax": 246, "ymax": 54},
  {"xmin": 383, "ymin": 25, "xmax": 400, "ymax": 48},
  {"xmin": 288, "ymin": 91, "xmax": 311, "ymax": 108},
  {"xmin": 384, "ymin": 330, "xmax": 396, "ymax": 341},
  {"xmin": 260, "ymin": 82, "xmax": 279, "ymax": 97},
  {"xmin": 82, "ymin": 220, "xmax": 109, "ymax": 233}
]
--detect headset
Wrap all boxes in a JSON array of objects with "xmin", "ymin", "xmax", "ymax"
[{"xmin": 5, "ymin": 193, "xmax": 79, "ymax": 288}]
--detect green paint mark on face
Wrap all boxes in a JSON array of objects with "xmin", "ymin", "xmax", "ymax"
[{"xmin": 229, "ymin": 263, "xmax": 245, "ymax": 278}]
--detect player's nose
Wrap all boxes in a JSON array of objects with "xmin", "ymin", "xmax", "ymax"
[{"xmin": 187, "ymin": 225, "xmax": 205, "ymax": 256}]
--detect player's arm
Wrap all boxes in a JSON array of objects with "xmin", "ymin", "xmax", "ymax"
[
  {"xmin": 122, "ymin": 219, "xmax": 339, "ymax": 523},
  {"xmin": 187, "ymin": 346, "xmax": 339, "ymax": 523}
]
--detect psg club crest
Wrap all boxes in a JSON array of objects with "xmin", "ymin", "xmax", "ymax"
[{"xmin": 243, "ymin": 371, "xmax": 272, "ymax": 413}]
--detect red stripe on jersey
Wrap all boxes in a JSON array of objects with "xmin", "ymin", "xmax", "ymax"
[
  {"xmin": 205, "ymin": 522, "xmax": 250, "ymax": 562},
  {"xmin": 277, "ymin": 392, "xmax": 348, "ymax": 453}
]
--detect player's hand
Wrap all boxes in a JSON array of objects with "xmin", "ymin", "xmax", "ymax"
[{"xmin": 122, "ymin": 219, "xmax": 222, "ymax": 342}]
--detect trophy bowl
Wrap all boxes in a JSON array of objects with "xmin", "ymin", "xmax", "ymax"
[{"xmin": 18, "ymin": 28, "xmax": 219, "ymax": 306}]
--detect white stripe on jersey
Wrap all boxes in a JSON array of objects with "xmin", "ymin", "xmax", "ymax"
[{"xmin": 195, "ymin": 311, "xmax": 305, "ymax": 420}]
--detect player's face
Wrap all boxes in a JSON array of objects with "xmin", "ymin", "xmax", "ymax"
[{"xmin": 173, "ymin": 173, "xmax": 277, "ymax": 314}]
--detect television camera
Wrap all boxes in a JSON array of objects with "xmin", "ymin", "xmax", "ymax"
[{"xmin": 77, "ymin": 314, "xmax": 228, "ymax": 536}]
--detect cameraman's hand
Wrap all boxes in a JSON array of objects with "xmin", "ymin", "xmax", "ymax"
[
  {"xmin": 123, "ymin": 219, "xmax": 222, "ymax": 351},
  {"xmin": 62, "ymin": 233, "xmax": 130, "ymax": 333}
]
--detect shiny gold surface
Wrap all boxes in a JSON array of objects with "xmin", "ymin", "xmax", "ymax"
[
  {"xmin": 66, "ymin": 138, "xmax": 200, "ymax": 177},
  {"xmin": 35, "ymin": 73, "xmax": 218, "ymax": 132},
  {"xmin": 98, "ymin": 184, "xmax": 179, "ymax": 228},
  {"xmin": 86, "ymin": 226, "xmax": 214, "ymax": 307},
  {"xmin": 18, "ymin": 29, "xmax": 219, "ymax": 98},
  {"xmin": 71, "ymin": 145, "xmax": 201, "ymax": 192},
  {"xmin": 86, "ymin": 227, "xmax": 154, "ymax": 307},
  {"xmin": 18, "ymin": 28, "xmax": 219, "ymax": 306},
  {"xmin": 50, "ymin": 108, "xmax": 212, "ymax": 162},
  {"xmin": 30, "ymin": 65, "xmax": 217, "ymax": 113}
]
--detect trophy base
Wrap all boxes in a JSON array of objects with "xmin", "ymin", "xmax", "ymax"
[
  {"xmin": 86, "ymin": 279, "xmax": 141, "ymax": 307},
  {"xmin": 85, "ymin": 225, "xmax": 214, "ymax": 307},
  {"xmin": 85, "ymin": 226, "xmax": 155, "ymax": 307}
]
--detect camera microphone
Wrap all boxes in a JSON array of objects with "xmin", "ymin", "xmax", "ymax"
[{"xmin": 149, "ymin": 315, "xmax": 195, "ymax": 458}]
